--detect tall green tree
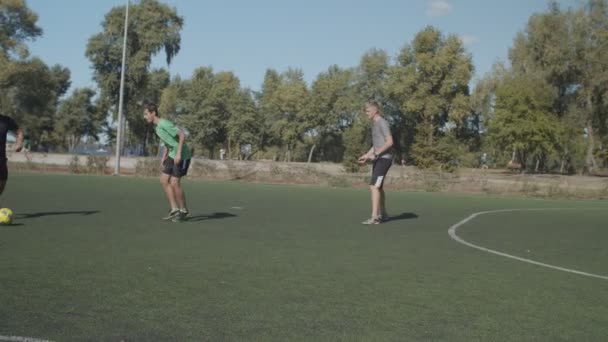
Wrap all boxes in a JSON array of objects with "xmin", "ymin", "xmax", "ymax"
[
  {"xmin": 226, "ymin": 89, "xmax": 260, "ymax": 159},
  {"xmin": 0, "ymin": 57, "xmax": 70, "ymax": 149},
  {"xmin": 54, "ymin": 88, "xmax": 103, "ymax": 152},
  {"xmin": 268, "ymin": 68, "xmax": 310, "ymax": 162},
  {"xmin": 488, "ymin": 0, "xmax": 608, "ymax": 173},
  {"xmin": 257, "ymin": 69, "xmax": 283, "ymax": 157},
  {"xmin": 486, "ymin": 74, "xmax": 562, "ymax": 171},
  {"xmin": 175, "ymin": 67, "xmax": 219, "ymax": 156},
  {"xmin": 0, "ymin": 0, "xmax": 42, "ymax": 58},
  {"xmin": 357, "ymin": 49, "xmax": 389, "ymax": 101},
  {"xmin": 0, "ymin": 0, "xmax": 71, "ymax": 149},
  {"xmin": 307, "ymin": 65, "xmax": 358, "ymax": 162},
  {"xmin": 387, "ymin": 27, "xmax": 474, "ymax": 169},
  {"xmin": 86, "ymin": 0, "xmax": 183, "ymax": 153},
  {"xmin": 571, "ymin": 0, "xmax": 608, "ymax": 172}
]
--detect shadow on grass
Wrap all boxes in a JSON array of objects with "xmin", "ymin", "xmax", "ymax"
[
  {"xmin": 0, "ymin": 222, "xmax": 24, "ymax": 227},
  {"xmin": 15, "ymin": 210, "xmax": 100, "ymax": 219},
  {"xmin": 183, "ymin": 212, "xmax": 237, "ymax": 222},
  {"xmin": 385, "ymin": 212, "xmax": 418, "ymax": 222}
]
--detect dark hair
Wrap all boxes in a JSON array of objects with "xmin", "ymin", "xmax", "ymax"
[{"xmin": 143, "ymin": 102, "xmax": 158, "ymax": 115}]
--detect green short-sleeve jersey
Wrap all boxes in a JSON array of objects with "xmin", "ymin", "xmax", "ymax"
[{"xmin": 155, "ymin": 118, "xmax": 192, "ymax": 159}]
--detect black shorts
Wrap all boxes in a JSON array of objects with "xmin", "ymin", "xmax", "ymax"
[
  {"xmin": 0, "ymin": 158, "xmax": 7, "ymax": 181},
  {"xmin": 370, "ymin": 158, "xmax": 392, "ymax": 188},
  {"xmin": 162, "ymin": 157, "xmax": 191, "ymax": 178}
]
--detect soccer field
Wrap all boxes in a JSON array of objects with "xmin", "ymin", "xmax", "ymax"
[{"xmin": 1, "ymin": 172, "xmax": 607, "ymax": 341}]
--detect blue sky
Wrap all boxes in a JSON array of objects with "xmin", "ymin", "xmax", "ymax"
[{"xmin": 27, "ymin": 0, "xmax": 579, "ymax": 93}]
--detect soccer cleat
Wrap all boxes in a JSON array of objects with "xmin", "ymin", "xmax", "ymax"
[
  {"xmin": 162, "ymin": 209, "xmax": 181, "ymax": 220},
  {"xmin": 361, "ymin": 217, "xmax": 381, "ymax": 225},
  {"xmin": 180, "ymin": 208, "xmax": 189, "ymax": 218},
  {"xmin": 172, "ymin": 211, "xmax": 187, "ymax": 222}
]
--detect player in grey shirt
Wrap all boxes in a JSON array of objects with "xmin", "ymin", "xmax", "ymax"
[{"xmin": 358, "ymin": 101, "xmax": 394, "ymax": 224}]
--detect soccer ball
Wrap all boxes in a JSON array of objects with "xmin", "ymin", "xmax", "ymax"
[{"xmin": 0, "ymin": 208, "xmax": 13, "ymax": 224}]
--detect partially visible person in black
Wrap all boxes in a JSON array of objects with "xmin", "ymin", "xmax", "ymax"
[{"xmin": 0, "ymin": 114, "xmax": 23, "ymax": 195}]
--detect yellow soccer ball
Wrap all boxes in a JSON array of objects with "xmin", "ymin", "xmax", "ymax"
[{"xmin": 0, "ymin": 208, "xmax": 13, "ymax": 224}]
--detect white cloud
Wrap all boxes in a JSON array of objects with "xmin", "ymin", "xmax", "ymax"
[
  {"xmin": 427, "ymin": 0, "xmax": 453, "ymax": 18},
  {"xmin": 459, "ymin": 34, "xmax": 479, "ymax": 46}
]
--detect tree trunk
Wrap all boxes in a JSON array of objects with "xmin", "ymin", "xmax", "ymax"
[
  {"xmin": 535, "ymin": 156, "xmax": 540, "ymax": 173},
  {"xmin": 307, "ymin": 144, "xmax": 316, "ymax": 163},
  {"xmin": 227, "ymin": 136, "xmax": 231, "ymax": 159},
  {"xmin": 560, "ymin": 147, "xmax": 568, "ymax": 174},
  {"xmin": 68, "ymin": 135, "xmax": 76, "ymax": 153}
]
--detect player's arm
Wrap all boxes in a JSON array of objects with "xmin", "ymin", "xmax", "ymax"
[
  {"xmin": 13, "ymin": 128, "xmax": 23, "ymax": 152},
  {"xmin": 358, "ymin": 147, "xmax": 375, "ymax": 164},
  {"xmin": 374, "ymin": 134, "xmax": 393, "ymax": 156},
  {"xmin": 160, "ymin": 145, "xmax": 168, "ymax": 165},
  {"xmin": 174, "ymin": 129, "xmax": 186, "ymax": 163}
]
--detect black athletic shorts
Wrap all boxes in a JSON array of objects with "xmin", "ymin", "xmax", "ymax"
[
  {"xmin": 162, "ymin": 157, "xmax": 191, "ymax": 178},
  {"xmin": 370, "ymin": 158, "xmax": 392, "ymax": 188}
]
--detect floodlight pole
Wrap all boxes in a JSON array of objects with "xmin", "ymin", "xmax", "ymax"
[{"xmin": 114, "ymin": 0, "xmax": 129, "ymax": 175}]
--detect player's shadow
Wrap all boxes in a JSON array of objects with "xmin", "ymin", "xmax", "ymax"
[
  {"xmin": 384, "ymin": 212, "xmax": 418, "ymax": 222},
  {"xmin": 184, "ymin": 212, "xmax": 237, "ymax": 222},
  {"xmin": 15, "ymin": 210, "xmax": 100, "ymax": 219}
]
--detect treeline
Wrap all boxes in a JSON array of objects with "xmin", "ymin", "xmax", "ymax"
[{"xmin": 1, "ymin": 0, "xmax": 607, "ymax": 174}]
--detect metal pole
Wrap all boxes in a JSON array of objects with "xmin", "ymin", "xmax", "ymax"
[{"xmin": 114, "ymin": 0, "xmax": 129, "ymax": 175}]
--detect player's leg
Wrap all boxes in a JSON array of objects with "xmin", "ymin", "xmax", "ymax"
[
  {"xmin": 371, "ymin": 185, "xmax": 381, "ymax": 218},
  {"xmin": 0, "ymin": 160, "xmax": 8, "ymax": 195},
  {"xmin": 171, "ymin": 176, "xmax": 187, "ymax": 212},
  {"xmin": 380, "ymin": 188, "xmax": 389, "ymax": 220},
  {"xmin": 363, "ymin": 160, "xmax": 382, "ymax": 224},
  {"xmin": 377, "ymin": 159, "xmax": 392, "ymax": 221},
  {"xmin": 160, "ymin": 158, "xmax": 179, "ymax": 220},
  {"xmin": 363, "ymin": 159, "xmax": 391, "ymax": 224},
  {"xmin": 171, "ymin": 159, "xmax": 190, "ymax": 222},
  {"xmin": 161, "ymin": 174, "xmax": 179, "ymax": 219}
]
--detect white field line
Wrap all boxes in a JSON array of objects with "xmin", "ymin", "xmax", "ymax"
[
  {"xmin": 448, "ymin": 208, "xmax": 608, "ymax": 281},
  {"xmin": 0, "ymin": 336, "xmax": 53, "ymax": 342}
]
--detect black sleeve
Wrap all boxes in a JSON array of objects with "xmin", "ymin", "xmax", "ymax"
[{"xmin": 5, "ymin": 116, "xmax": 18, "ymax": 132}]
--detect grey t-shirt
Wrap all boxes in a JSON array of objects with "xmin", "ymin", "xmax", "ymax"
[{"xmin": 372, "ymin": 117, "xmax": 392, "ymax": 159}]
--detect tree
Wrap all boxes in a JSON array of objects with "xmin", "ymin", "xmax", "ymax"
[
  {"xmin": 257, "ymin": 68, "xmax": 310, "ymax": 161},
  {"xmin": 500, "ymin": 0, "xmax": 608, "ymax": 174},
  {"xmin": 268, "ymin": 68, "xmax": 310, "ymax": 162},
  {"xmin": 175, "ymin": 67, "xmax": 220, "ymax": 157},
  {"xmin": 0, "ymin": 0, "xmax": 42, "ymax": 58},
  {"xmin": 54, "ymin": 88, "xmax": 103, "ymax": 152},
  {"xmin": 307, "ymin": 65, "xmax": 358, "ymax": 162},
  {"xmin": 342, "ymin": 114, "xmax": 370, "ymax": 172},
  {"xmin": 86, "ymin": 0, "xmax": 183, "ymax": 154},
  {"xmin": 0, "ymin": 57, "xmax": 70, "ymax": 149},
  {"xmin": 571, "ymin": 0, "xmax": 608, "ymax": 173},
  {"xmin": 387, "ymin": 27, "xmax": 474, "ymax": 169},
  {"xmin": 226, "ymin": 89, "xmax": 260, "ymax": 159},
  {"xmin": 257, "ymin": 69, "xmax": 283, "ymax": 157},
  {"xmin": 486, "ymin": 75, "xmax": 562, "ymax": 171},
  {"xmin": 0, "ymin": 0, "xmax": 71, "ymax": 150},
  {"xmin": 357, "ymin": 49, "xmax": 389, "ymax": 101},
  {"xmin": 130, "ymin": 68, "xmax": 170, "ymax": 155}
]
